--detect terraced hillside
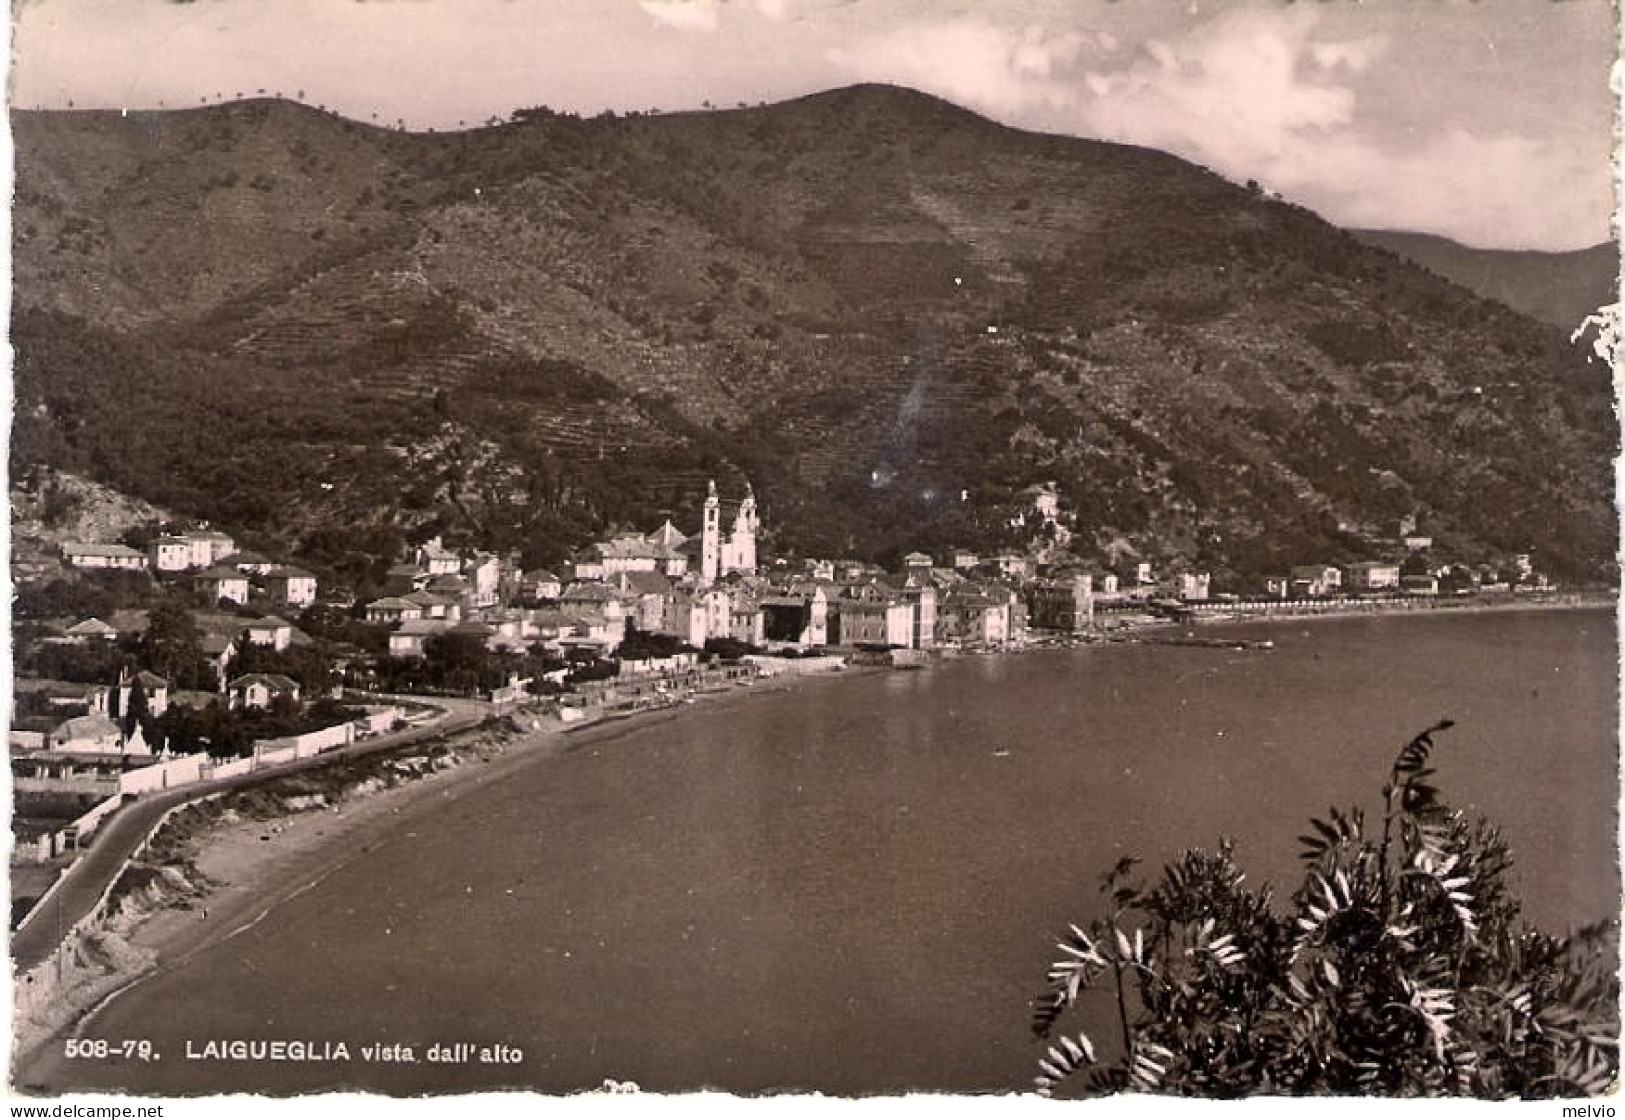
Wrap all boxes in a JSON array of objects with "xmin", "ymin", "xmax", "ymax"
[{"xmin": 11, "ymin": 85, "xmax": 1617, "ymax": 586}]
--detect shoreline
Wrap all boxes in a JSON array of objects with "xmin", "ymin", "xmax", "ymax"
[
  {"xmin": 12, "ymin": 594, "xmax": 1610, "ymax": 1080},
  {"xmin": 10, "ymin": 664, "xmax": 849, "ymax": 1078},
  {"xmin": 1086, "ymin": 589, "xmax": 1614, "ymax": 641}
]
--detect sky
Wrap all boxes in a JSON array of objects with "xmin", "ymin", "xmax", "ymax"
[{"xmin": 7, "ymin": 0, "xmax": 1621, "ymax": 251}]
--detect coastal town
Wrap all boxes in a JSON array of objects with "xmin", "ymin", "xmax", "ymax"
[
  {"xmin": 8, "ymin": 0, "xmax": 1619, "ymax": 1100},
  {"xmin": 10, "ymin": 472, "xmax": 1568, "ymax": 888}
]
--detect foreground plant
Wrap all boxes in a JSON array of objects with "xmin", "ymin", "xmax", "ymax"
[{"xmin": 1031, "ymin": 721, "xmax": 1619, "ymax": 1098}]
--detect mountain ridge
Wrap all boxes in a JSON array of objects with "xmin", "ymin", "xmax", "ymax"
[
  {"xmin": 1349, "ymin": 228, "xmax": 1617, "ymax": 331},
  {"xmin": 11, "ymin": 85, "xmax": 1616, "ymax": 591}
]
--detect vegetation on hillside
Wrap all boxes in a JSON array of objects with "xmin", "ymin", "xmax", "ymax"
[
  {"xmin": 1030, "ymin": 723, "xmax": 1619, "ymax": 1097},
  {"xmin": 11, "ymin": 88, "xmax": 1616, "ymax": 587}
]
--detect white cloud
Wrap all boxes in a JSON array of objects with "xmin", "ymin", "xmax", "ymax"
[
  {"xmin": 828, "ymin": 20, "xmax": 1102, "ymax": 121},
  {"xmin": 1291, "ymin": 128, "xmax": 1614, "ymax": 250},
  {"xmin": 1067, "ymin": 7, "xmax": 1604, "ymax": 248},
  {"xmin": 824, "ymin": 7, "xmax": 1608, "ymax": 247},
  {"xmin": 1082, "ymin": 8, "xmax": 1360, "ymax": 163},
  {"xmin": 639, "ymin": 0, "xmax": 720, "ymax": 33}
]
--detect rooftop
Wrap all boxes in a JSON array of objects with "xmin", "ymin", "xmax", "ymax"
[{"xmin": 62, "ymin": 542, "xmax": 144, "ymax": 558}]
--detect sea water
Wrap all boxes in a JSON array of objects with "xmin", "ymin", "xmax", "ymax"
[{"xmin": 25, "ymin": 608, "xmax": 1617, "ymax": 1096}]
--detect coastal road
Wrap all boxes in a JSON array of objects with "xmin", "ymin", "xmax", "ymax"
[{"xmin": 10, "ymin": 696, "xmax": 491, "ymax": 974}]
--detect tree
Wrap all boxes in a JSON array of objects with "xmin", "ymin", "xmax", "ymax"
[
  {"xmin": 157, "ymin": 701, "xmax": 248, "ymax": 759},
  {"xmin": 229, "ymin": 640, "xmax": 338, "ymax": 695},
  {"xmin": 120, "ymin": 675, "xmax": 150, "ymax": 741},
  {"xmin": 22, "ymin": 638, "xmax": 129, "ymax": 684},
  {"xmin": 1031, "ymin": 723, "xmax": 1619, "ymax": 1098},
  {"xmin": 138, "ymin": 603, "xmax": 212, "ymax": 689},
  {"xmin": 702, "ymin": 636, "xmax": 756, "ymax": 662},
  {"xmin": 119, "ymin": 520, "xmax": 162, "ymax": 551},
  {"xmin": 615, "ymin": 628, "xmax": 692, "ymax": 661},
  {"xmin": 15, "ymin": 577, "xmax": 116, "ymax": 622}
]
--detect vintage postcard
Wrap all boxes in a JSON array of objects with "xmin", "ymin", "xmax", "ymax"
[{"xmin": 7, "ymin": 1, "xmax": 1619, "ymax": 1115}]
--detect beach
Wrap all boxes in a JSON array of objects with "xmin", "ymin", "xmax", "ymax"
[
  {"xmin": 12, "ymin": 593, "xmax": 1614, "ymax": 1088},
  {"xmin": 11, "ymin": 664, "xmax": 853, "ymax": 1074}
]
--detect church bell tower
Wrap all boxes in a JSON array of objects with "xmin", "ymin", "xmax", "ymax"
[
  {"xmin": 734, "ymin": 482, "xmax": 758, "ymax": 576},
  {"xmin": 701, "ymin": 480, "xmax": 721, "ymax": 586}
]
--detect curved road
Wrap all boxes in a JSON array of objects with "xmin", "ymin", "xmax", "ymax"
[{"xmin": 10, "ymin": 696, "xmax": 491, "ymax": 973}]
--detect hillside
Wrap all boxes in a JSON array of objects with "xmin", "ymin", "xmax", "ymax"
[
  {"xmin": 9, "ymin": 469, "xmax": 180, "ymax": 586},
  {"xmin": 1350, "ymin": 230, "xmax": 1618, "ymax": 331},
  {"xmin": 10, "ymin": 85, "xmax": 1617, "ymax": 590}
]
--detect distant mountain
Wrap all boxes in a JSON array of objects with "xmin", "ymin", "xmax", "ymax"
[
  {"xmin": 1350, "ymin": 230, "xmax": 1618, "ymax": 331},
  {"xmin": 10, "ymin": 86, "xmax": 1616, "ymax": 591}
]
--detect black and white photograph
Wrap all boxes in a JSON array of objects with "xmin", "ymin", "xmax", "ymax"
[{"xmin": 6, "ymin": 0, "xmax": 1620, "ymax": 1109}]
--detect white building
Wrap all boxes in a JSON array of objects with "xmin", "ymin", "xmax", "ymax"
[
  {"xmin": 265, "ymin": 566, "xmax": 318, "ymax": 609},
  {"xmin": 62, "ymin": 542, "xmax": 148, "ymax": 571}
]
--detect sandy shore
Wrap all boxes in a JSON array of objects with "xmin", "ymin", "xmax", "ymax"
[
  {"xmin": 14, "ymin": 666, "xmax": 846, "ymax": 1069},
  {"xmin": 127, "ymin": 728, "xmax": 561, "ymax": 971},
  {"xmin": 10, "ymin": 721, "xmax": 550, "ymax": 1068},
  {"xmin": 134, "ymin": 665, "xmax": 879, "ymax": 961}
]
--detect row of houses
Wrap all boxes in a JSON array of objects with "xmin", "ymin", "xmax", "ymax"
[
  {"xmin": 29, "ymin": 668, "xmax": 301, "ymax": 726},
  {"xmin": 62, "ymin": 533, "xmax": 319, "ymax": 611},
  {"xmin": 364, "ymin": 563, "xmax": 1037, "ymax": 661},
  {"xmin": 62, "ymin": 526, "xmax": 235, "ymax": 573},
  {"xmin": 1261, "ymin": 555, "xmax": 1542, "ymax": 600},
  {"xmin": 55, "ymin": 490, "xmax": 1543, "ymax": 681},
  {"xmin": 12, "ymin": 668, "xmax": 305, "ymax": 757},
  {"xmin": 46, "ymin": 607, "xmax": 316, "ymax": 677}
]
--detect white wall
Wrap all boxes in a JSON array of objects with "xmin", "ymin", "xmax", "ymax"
[
  {"xmin": 119, "ymin": 752, "xmax": 210, "ymax": 795},
  {"xmin": 208, "ymin": 756, "xmax": 256, "ymax": 780}
]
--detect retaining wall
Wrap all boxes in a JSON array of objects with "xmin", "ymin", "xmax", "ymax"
[{"xmin": 13, "ymin": 794, "xmax": 226, "ymax": 1025}]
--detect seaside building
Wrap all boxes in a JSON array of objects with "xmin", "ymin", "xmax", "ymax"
[
  {"xmin": 1178, "ymin": 572, "xmax": 1212, "ymax": 602},
  {"xmin": 898, "ymin": 577, "xmax": 937, "ymax": 649},
  {"xmin": 1345, "ymin": 562, "xmax": 1402, "ymax": 593},
  {"xmin": 1290, "ymin": 565, "xmax": 1343, "ymax": 598},
  {"xmin": 831, "ymin": 581, "xmax": 915, "ymax": 648},
  {"xmin": 1027, "ymin": 574, "xmax": 1095, "ymax": 633},
  {"xmin": 760, "ymin": 582, "xmax": 831, "ymax": 647}
]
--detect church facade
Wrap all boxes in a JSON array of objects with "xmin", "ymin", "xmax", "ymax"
[{"xmin": 700, "ymin": 480, "xmax": 757, "ymax": 586}]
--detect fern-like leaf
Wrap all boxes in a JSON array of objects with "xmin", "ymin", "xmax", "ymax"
[
  {"xmin": 1033, "ymin": 925, "xmax": 1108, "ymax": 1037},
  {"xmin": 1393, "ymin": 720, "xmax": 1454, "ymax": 777},
  {"xmin": 1034, "ymin": 1032, "xmax": 1097, "ymax": 1097}
]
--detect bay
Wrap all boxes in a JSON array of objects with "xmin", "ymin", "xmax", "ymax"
[{"xmin": 26, "ymin": 608, "xmax": 1618, "ymax": 1096}]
